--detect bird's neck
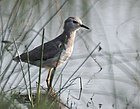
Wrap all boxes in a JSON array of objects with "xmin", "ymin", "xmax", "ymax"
[{"xmin": 62, "ymin": 30, "xmax": 76, "ymax": 44}]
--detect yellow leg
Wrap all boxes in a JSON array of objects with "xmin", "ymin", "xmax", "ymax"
[
  {"xmin": 46, "ymin": 68, "xmax": 52, "ymax": 90},
  {"xmin": 46, "ymin": 67, "xmax": 55, "ymax": 91}
]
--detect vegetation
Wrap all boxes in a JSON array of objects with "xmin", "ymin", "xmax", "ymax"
[{"xmin": 0, "ymin": 0, "xmax": 140, "ymax": 109}]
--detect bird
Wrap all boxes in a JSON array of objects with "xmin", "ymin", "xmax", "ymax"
[{"xmin": 13, "ymin": 17, "xmax": 90, "ymax": 92}]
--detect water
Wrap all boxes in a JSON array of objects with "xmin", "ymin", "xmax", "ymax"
[{"xmin": 1, "ymin": 0, "xmax": 140, "ymax": 108}]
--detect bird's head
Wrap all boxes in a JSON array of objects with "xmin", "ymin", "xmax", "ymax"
[{"xmin": 64, "ymin": 17, "xmax": 89, "ymax": 32}]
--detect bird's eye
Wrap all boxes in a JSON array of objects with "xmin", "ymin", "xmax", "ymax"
[{"xmin": 73, "ymin": 21, "xmax": 78, "ymax": 24}]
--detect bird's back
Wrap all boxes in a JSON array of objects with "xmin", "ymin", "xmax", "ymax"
[{"xmin": 13, "ymin": 32, "xmax": 75, "ymax": 68}]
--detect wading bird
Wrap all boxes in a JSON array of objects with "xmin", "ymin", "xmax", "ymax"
[{"xmin": 14, "ymin": 17, "xmax": 90, "ymax": 92}]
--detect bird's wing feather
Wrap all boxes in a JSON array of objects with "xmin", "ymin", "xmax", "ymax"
[{"xmin": 17, "ymin": 39, "xmax": 63, "ymax": 62}]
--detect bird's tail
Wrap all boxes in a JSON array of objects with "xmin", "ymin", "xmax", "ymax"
[{"xmin": 13, "ymin": 56, "xmax": 20, "ymax": 62}]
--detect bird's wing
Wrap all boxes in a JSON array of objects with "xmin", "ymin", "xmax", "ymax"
[{"xmin": 16, "ymin": 39, "xmax": 63, "ymax": 62}]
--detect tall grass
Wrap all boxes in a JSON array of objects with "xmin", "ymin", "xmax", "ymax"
[
  {"xmin": 0, "ymin": 0, "xmax": 69, "ymax": 108},
  {"xmin": 1, "ymin": 0, "xmax": 140, "ymax": 109}
]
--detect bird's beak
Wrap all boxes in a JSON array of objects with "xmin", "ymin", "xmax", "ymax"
[{"xmin": 81, "ymin": 24, "xmax": 90, "ymax": 29}]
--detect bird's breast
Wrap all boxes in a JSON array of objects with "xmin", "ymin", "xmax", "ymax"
[{"xmin": 59, "ymin": 43, "xmax": 74, "ymax": 63}]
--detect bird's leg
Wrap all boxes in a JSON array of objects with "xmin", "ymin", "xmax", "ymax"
[
  {"xmin": 46, "ymin": 68, "xmax": 53, "ymax": 91},
  {"xmin": 46, "ymin": 67, "xmax": 56, "ymax": 91}
]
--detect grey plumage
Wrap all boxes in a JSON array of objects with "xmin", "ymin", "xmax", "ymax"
[{"xmin": 13, "ymin": 17, "xmax": 89, "ymax": 91}]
